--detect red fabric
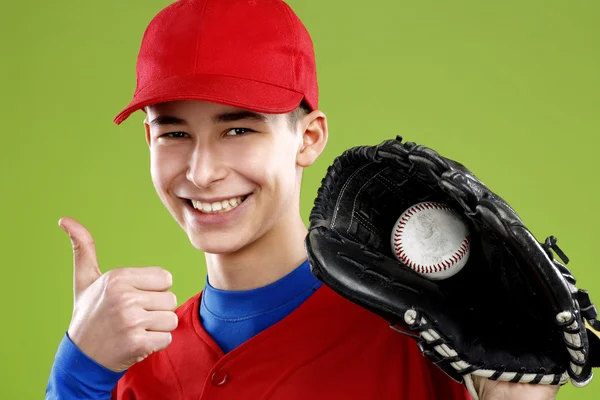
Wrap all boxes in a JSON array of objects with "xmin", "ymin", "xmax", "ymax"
[
  {"xmin": 113, "ymin": 286, "xmax": 471, "ymax": 400},
  {"xmin": 114, "ymin": 0, "xmax": 318, "ymax": 125}
]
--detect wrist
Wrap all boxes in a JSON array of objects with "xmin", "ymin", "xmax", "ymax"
[
  {"xmin": 472, "ymin": 376, "xmax": 558, "ymax": 400},
  {"xmin": 54, "ymin": 333, "xmax": 125, "ymax": 390}
]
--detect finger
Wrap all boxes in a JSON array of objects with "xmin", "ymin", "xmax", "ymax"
[
  {"xmin": 144, "ymin": 311, "xmax": 179, "ymax": 332},
  {"xmin": 128, "ymin": 267, "xmax": 173, "ymax": 292},
  {"xmin": 137, "ymin": 291, "xmax": 178, "ymax": 311},
  {"xmin": 145, "ymin": 331, "xmax": 173, "ymax": 353},
  {"xmin": 58, "ymin": 217, "xmax": 102, "ymax": 299}
]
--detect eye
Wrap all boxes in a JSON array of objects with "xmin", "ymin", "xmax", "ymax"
[
  {"xmin": 225, "ymin": 128, "xmax": 253, "ymax": 136},
  {"xmin": 160, "ymin": 132, "xmax": 188, "ymax": 139}
]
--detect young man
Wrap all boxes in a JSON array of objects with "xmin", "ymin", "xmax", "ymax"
[{"xmin": 46, "ymin": 1, "xmax": 559, "ymax": 399}]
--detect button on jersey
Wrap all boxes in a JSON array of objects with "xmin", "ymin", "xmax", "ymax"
[{"xmin": 210, "ymin": 371, "xmax": 228, "ymax": 387}]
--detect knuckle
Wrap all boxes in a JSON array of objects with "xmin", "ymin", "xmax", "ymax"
[
  {"xmin": 128, "ymin": 333, "xmax": 150, "ymax": 356},
  {"xmin": 104, "ymin": 280, "xmax": 126, "ymax": 298},
  {"xmin": 122, "ymin": 331, "xmax": 137, "ymax": 348},
  {"xmin": 118, "ymin": 308, "xmax": 142, "ymax": 329},
  {"xmin": 72, "ymin": 238, "xmax": 95, "ymax": 253},
  {"xmin": 105, "ymin": 268, "xmax": 126, "ymax": 286},
  {"xmin": 71, "ymin": 241, "xmax": 82, "ymax": 253},
  {"xmin": 116, "ymin": 291, "xmax": 138, "ymax": 308}
]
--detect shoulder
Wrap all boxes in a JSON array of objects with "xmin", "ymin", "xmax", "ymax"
[{"xmin": 309, "ymin": 285, "xmax": 420, "ymax": 355}]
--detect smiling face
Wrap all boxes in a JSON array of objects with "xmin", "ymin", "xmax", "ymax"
[{"xmin": 144, "ymin": 100, "xmax": 325, "ymax": 255}]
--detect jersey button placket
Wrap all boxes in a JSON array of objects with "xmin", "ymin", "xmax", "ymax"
[{"xmin": 211, "ymin": 370, "xmax": 229, "ymax": 386}]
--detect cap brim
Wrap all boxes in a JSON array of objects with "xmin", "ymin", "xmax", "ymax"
[{"xmin": 114, "ymin": 74, "xmax": 304, "ymax": 125}]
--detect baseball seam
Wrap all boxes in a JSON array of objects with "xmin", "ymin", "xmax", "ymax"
[{"xmin": 393, "ymin": 202, "xmax": 470, "ymax": 274}]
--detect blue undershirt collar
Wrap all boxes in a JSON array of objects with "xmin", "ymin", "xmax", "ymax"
[{"xmin": 200, "ymin": 259, "xmax": 321, "ymax": 353}]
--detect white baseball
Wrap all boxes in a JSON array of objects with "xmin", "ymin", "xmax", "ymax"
[{"xmin": 391, "ymin": 201, "xmax": 470, "ymax": 280}]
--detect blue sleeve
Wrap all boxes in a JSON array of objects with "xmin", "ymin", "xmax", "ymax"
[{"xmin": 45, "ymin": 332, "xmax": 126, "ymax": 400}]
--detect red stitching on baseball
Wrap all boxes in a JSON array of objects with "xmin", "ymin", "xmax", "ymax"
[{"xmin": 393, "ymin": 202, "xmax": 469, "ymax": 275}]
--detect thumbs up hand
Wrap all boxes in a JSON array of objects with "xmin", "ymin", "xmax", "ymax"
[{"xmin": 59, "ymin": 217, "xmax": 178, "ymax": 372}]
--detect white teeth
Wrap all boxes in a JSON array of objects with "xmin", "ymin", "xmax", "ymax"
[{"xmin": 191, "ymin": 196, "xmax": 245, "ymax": 214}]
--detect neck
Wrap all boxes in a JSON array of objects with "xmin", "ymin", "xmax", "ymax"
[{"xmin": 204, "ymin": 213, "xmax": 309, "ymax": 291}]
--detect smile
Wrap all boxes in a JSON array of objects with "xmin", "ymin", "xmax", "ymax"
[{"xmin": 189, "ymin": 195, "xmax": 249, "ymax": 214}]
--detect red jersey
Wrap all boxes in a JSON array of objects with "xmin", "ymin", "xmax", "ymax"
[{"xmin": 113, "ymin": 285, "xmax": 470, "ymax": 399}]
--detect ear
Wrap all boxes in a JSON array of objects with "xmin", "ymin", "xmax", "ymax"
[
  {"xmin": 297, "ymin": 110, "xmax": 328, "ymax": 168},
  {"xmin": 144, "ymin": 119, "xmax": 151, "ymax": 148}
]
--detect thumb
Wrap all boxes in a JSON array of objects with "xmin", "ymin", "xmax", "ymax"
[{"xmin": 58, "ymin": 217, "xmax": 103, "ymax": 299}]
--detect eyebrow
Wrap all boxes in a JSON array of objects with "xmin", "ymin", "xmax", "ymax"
[
  {"xmin": 148, "ymin": 110, "xmax": 269, "ymax": 127},
  {"xmin": 213, "ymin": 110, "xmax": 269, "ymax": 123},
  {"xmin": 148, "ymin": 115, "xmax": 187, "ymax": 127}
]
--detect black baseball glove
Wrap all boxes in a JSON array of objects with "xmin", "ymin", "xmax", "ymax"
[{"xmin": 305, "ymin": 136, "xmax": 600, "ymax": 398}]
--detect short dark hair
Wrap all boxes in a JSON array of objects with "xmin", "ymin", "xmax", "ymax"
[{"xmin": 287, "ymin": 99, "xmax": 312, "ymax": 128}]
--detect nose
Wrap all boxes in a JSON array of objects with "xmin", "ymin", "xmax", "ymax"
[{"xmin": 186, "ymin": 144, "xmax": 228, "ymax": 189}]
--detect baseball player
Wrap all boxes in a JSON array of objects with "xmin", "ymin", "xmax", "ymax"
[{"xmin": 45, "ymin": 0, "xmax": 563, "ymax": 399}]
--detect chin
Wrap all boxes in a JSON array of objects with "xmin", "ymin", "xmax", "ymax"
[{"xmin": 188, "ymin": 233, "xmax": 249, "ymax": 254}]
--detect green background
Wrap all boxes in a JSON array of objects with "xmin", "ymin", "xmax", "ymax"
[{"xmin": 1, "ymin": 0, "xmax": 598, "ymax": 398}]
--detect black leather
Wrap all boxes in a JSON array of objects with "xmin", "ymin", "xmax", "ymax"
[{"xmin": 305, "ymin": 137, "xmax": 599, "ymax": 386}]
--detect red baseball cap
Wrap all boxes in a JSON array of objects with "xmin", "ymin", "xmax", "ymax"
[{"xmin": 114, "ymin": 0, "xmax": 318, "ymax": 125}]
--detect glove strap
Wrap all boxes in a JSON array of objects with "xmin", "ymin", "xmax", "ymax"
[{"xmin": 543, "ymin": 236, "xmax": 570, "ymax": 264}]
